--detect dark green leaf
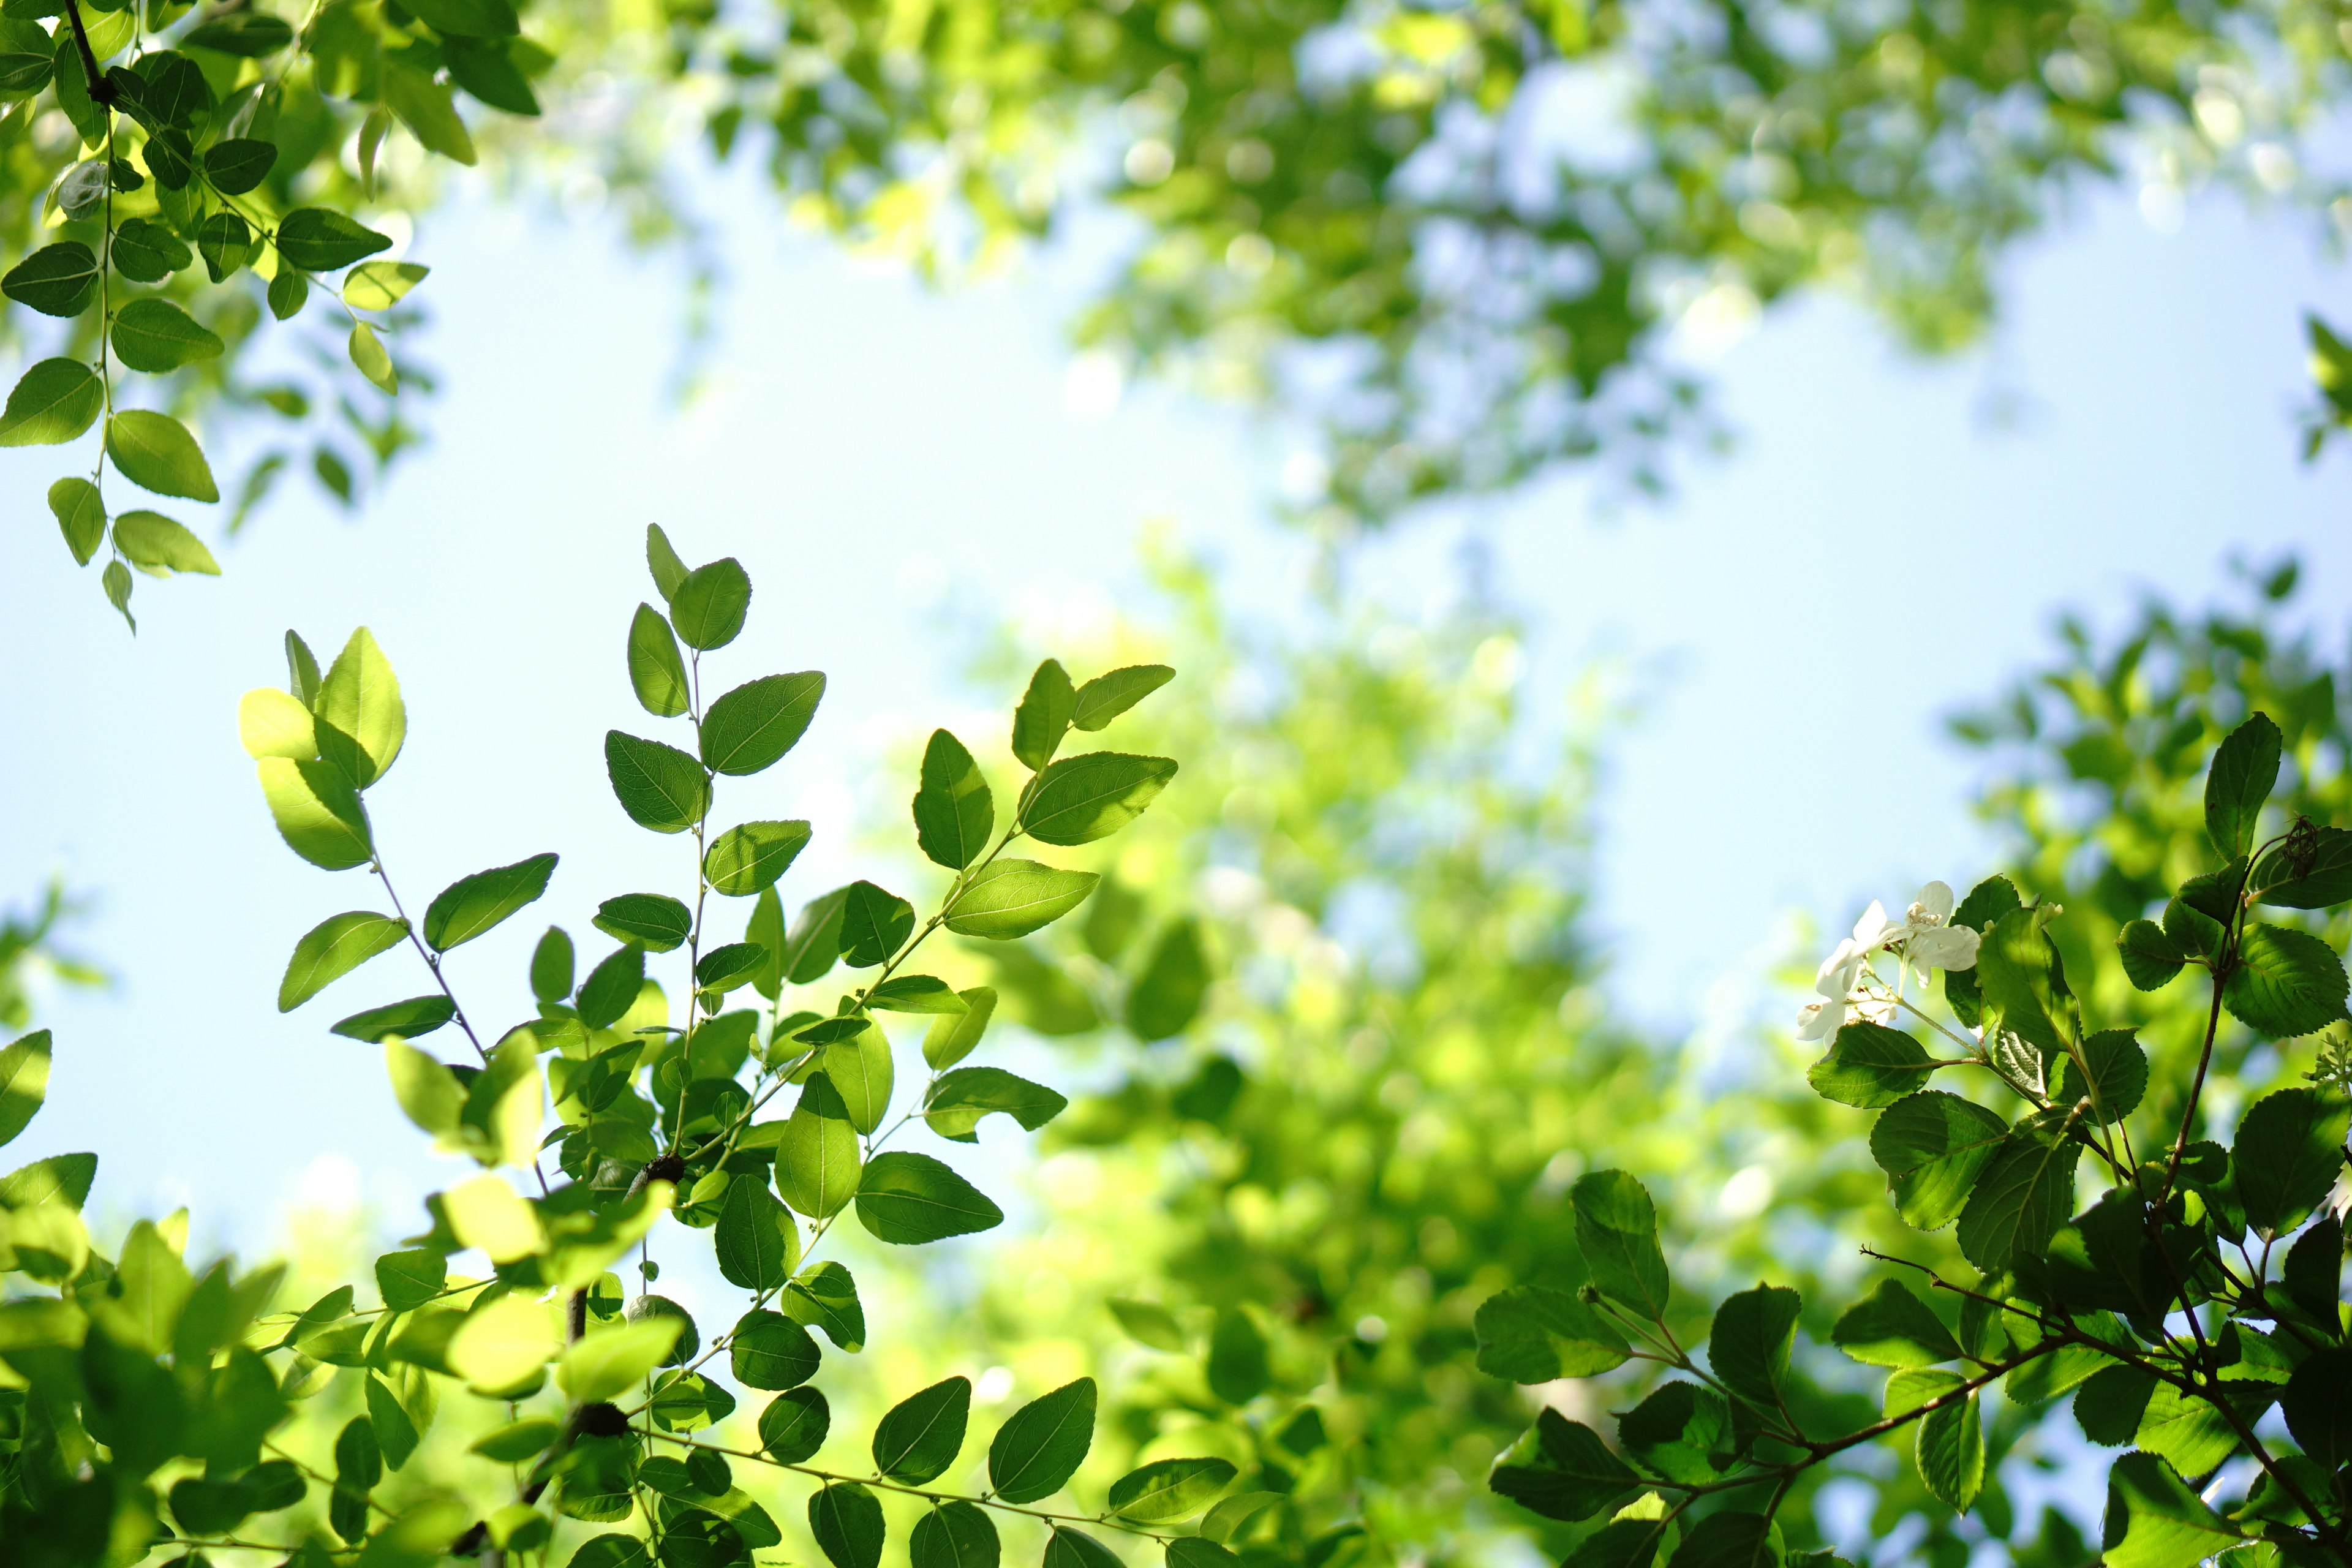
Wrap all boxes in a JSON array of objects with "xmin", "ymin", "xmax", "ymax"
[
  {"xmin": 943, "ymin": 861, "xmax": 1097, "ymax": 940},
  {"xmin": 1807, "ymin": 1021, "xmax": 1939, "ymax": 1109},
  {"xmin": 759, "ymin": 1387, "xmax": 829, "ymax": 1461},
  {"xmin": 422, "ymin": 853, "xmax": 556, "ymax": 951},
  {"xmin": 1488, "ymin": 1409, "xmax": 1638, "ymax": 1523},
  {"xmin": 444, "ymin": 35, "xmax": 540, "ymax": 113},
  {"xmin": 1668, "ymin": 1513, "xmax": 1784, "ymax": 1568},
  {"xmin": 809, "ymin": 1483, "xmax": 884, "ymax": 1568},
  {"xmin": 784, "ymin": 886, "xmax": 851, "ymax": 984},
  {"xmin": 1912, "ymin": 1379, "xmax": 1983, "ymax": 1512},
  {"xmin": 783, "ymin": 1261, "xmax": 864, "ymax": 1350},
  {"xmin": 695, "ymin": 942, "xmax": 767, "ymax": 993},
  {"xmin": 702, "ymin": 673, "xmax": 824, "ymax": 775},
  {"xmin": 2234, "ymin": 1087, "xmax": 2351, "ymax": 1234},
  {"xmin": 2073, "ymin": 1363, "xmax": 2155, "ymax": 1445},
  {"xmin": 278, "ymin": 911, "xmax": 407, "ymax": 1011},
  {"xmin": 1472, "ymin": 1285, "xmax": 1631, "ymax": 1382},
  {"xmin": 577, "ymin": 944, "xmax": 647, "ymax": 1030},
  {"xmin": 1708, "ymin": 1284, "xmax": 1800, "ymax": 1409},
  {"xmin": 1870, "ymin": 1091, "xmax": 2010, "ymax": 1231},
  {"xmin": 1207, "ymin": 1308, "xmax": 1267, "ymax": 1404},
  {"xmin": 202, "ymin": 136, "xmax": 276, "ymax": 194},
  {"xmin": 593, "ymin": 894, "xmax": 692, "ymax": 953},
  {"xmin": 2255, "ymin": 825, "xmax": 2352, "ymax": 909},
  {"xmin": 198, "ymin": 209, "xmax": 254, "ymax": 281},
  {"xmin": 839, "ymin": 881, "xmax": 914, "ymax": 967},
  {"xmin": 1570, "ymin": 1169, "xmax": 1669, "ymax": 1321},
  {"xmin": 274, "ymin": 208, "xmax": 392, "ymax": 271},
  {"xmin": 914, "ymin": 729, "xmax": 995, "ymax": 869},
  {"xmin": 2282, "ymin": 1346, "xmax": 2352, "ymax": 1471},
  {"xmin": 912, "ymin": 1502, "xmax": 998, "ymax": 1568},
  {"xmin": 1975, "ymin": 907, "xmax": 2072, "ymax": 1057},
  {"xmin": 110, "ymin": 297, "xmax": 222, "ymax": 371},
  {"xmin": 1125, "ymin": 919, "xmax": 1208, "ymax": 1041},
  {"xmin": 375, "ymin": 1248, "xmax": 447, "ymax": 1312},
  {"xmin": 331, "ymin": 995, "xmax": 456, "ymax": 1042},
  {"xmin": 107, "ymin": 410, "xmax": 219, "ymax": 502},
  {"xmin": 0, "ymin": 51, "xmax": 48, "ymax": 94},
  {"xmin": 988, "ymin": 1378, "xmax": 1095, "ymax": 1502},
  {"xmin": 670, "ymin": 558, "xmax": 752, "ymax": 650},
  {"xmin": 2050, "ymin": 1030, "xmax": 2149, "ymax": 1125},
  {"xmin": 1956, "ymin": 1115, "xmax": 2083, "ymax": 1272},
  {"xmin": 181, "ymin": 13, "xmax": 293, "ymax": 53},
  {"xmin": 1617, "ymin": 1381, "xmax": 1728, "ymax": 1487},
  {"xmin": 705, "ymin": 820, "xmax": 810, "ymax": 897},
  {"xmin": 873, "ymin": 1376, "xmax": 970, "ymax": 1483},
  {"xmin": 1831, "ymin": 1280, "xmax": 1960, "ymax": 1368},
  {"xmin": 1045, "ymin": 1529, "xmax": 1122, "ymax": 1568},
  {"xmin": 605, "ymin": 731, "xmax": 710, "ymax": 833},
  {"xmin": 0, "ymin": 359, "xmax": 102, "ymax": 447},
  {"xmin": 268, "ymin": 266, "xmax": 308, "ymax": 320},
  {"xmin": 2, "ymin": 242, "xmax": 97, "ymax": 315},
  {"xmin": 715, "ymin": 1178, "xmax": 798, "ymax": 1291},
  {"xmin": 2206, "ymin": 714, "xmax": 2282, "ymax": 859},
  {"xmin": 1072, "ymin": 664, "xmax": 1174, "ymax": 731},
  {"xmin": 627, "ymin": 603, "xmax": 689, "ymax": 717},
  {"xmin": 112, "ymin": 219, "xmax": 192, "ymax": 283},
  {"xmin": 1012, "ymin": 659, "xmax": 1075, "ymax": 771},
  {"xmin": 923, "ymin": 1066, "xmax": 1066, "ymax": 1142},
  {"xmin": 2117, "ymin": 920, "xmax": 2186, "ymax": 992},
  {"xmin": 2223, "ymin": 925, "xmax": 2348, "ymax": 1038},
  {"xmin": 0, "ymin": 1031, "xmax": 51, "ymax": 1148},
  {"xmin": 2101, "ymin": 1452, "xmax": 2242, "ymax": 1568},
  {"xmin": 530, "ymin": 927, "xmax": 575, "ymax": 1002},
  {"xmin": 1023, "ymin": 753, "xmax": 1178, "ymax": 845},
  {"xmin": 855, "ymin": 1152, "xmax": 1000, "ymax": 1244},
  {"xmin": 731, "ymin": 1310, "xmax": 820, "ymax": 1391}
]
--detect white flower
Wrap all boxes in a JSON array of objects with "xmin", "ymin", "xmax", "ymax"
[{"xmin": 1898, "ymin": 881, "xmax": 1980, "ymax": 975}]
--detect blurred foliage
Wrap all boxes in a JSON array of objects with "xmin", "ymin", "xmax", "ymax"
[{"xmin": 0, "ymin": 881, "xmax": 105, "ymax": 1031}]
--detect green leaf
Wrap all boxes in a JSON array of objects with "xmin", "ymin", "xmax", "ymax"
[
  {"xmin": 1617, "ymin": 1381, "xmax": 1728, "ymax": 1487},
  {"xmin": 2133, "ymin": 1380, "xmax": 2243, "ymax": 1479},
  {"xmin": 1473, "ymin": 1285, "xmax": 1631, "ymax": 1382},
  {"xmin": 730, "ymin": 1309, "xmax": 820, "ymax": 1390},
  {"xmin": 943, "ymin": 861, "xmax": 1098, "ymax": 940},
  {"xmin": 1807, "ymin": 1021, "xmax": 1939, "ymax": 1109},
  {"xmin": 0, "ymin": 1032, "xmax": 51, "ymax": 1148},
  {"xmin": 2117, "ymin": 920, "xmax": 2186, "ymax": 991},
  {"xmin": 696, "ymin": 941, "xmax": 767, "ymax": 993},
  {"xmin": 748, "ymin": 887, "xmax": 786, "ymax": 1001},
  {"xmin": 1666, "ymin": 1513, "xmax": 1783, "ymax": 1568},
  {"xmin": 777, "ymin": 1076, "xmax": 862, "ymax": 1218},
  {"xmin": 1207, "ymin": 1306, "xmax": 1268, "ymax": 1403},
  {"xmin": 557, "ymin": 1317, "xmax": 684, "ymax": 1403},
  {"xmin": 705, "ymin": 820, "xmax": 811, "ymax": 897},
  {"xmin": 702, "ymin": 672, "xmax": 824, "ymax": 775},
  {"xmin": 1023, "ymin": 753, "xmax": 1178, "ymax": 845},
  {"xmin": 200, "ymin": 135, "xmax": 276, "ymax": 194},
  {"xmin": 0, "ymin": 359, "xmax": 100, "ymax": 447},
  {"xmin": 374, "ymin": 1248, "xmax": 447, "ymax": 1311},
  {"xmin": 472, "ymin": 1416, "xmax": 561, "ymax": 1463},
  {"xmin": 349, "ymin": 322, "xmax": 398, "ymax": 394},
  {"xmin": 856, "ymin": 1151, "xmax": 1000, "ymax": 1245},
  {"xmin": 809, "ymin": 1482, "xmax": 884, "ymax": 1568},
  {"xmin": 914, "ymin": 729, "xmax": 995, "ymax": 869},
  {"xmin": 2103, "ymin": 1452, "xmax": 2244, "ymax": 1568},
  {"xmin": 48, "ymin": 477, "xmax": 104, "ymax": 565},
  {"xmin": 2233, "ymin": 1087, "xmax": 2351, "ymax": 1234},
  {"xmin": 1169, "ymin": 1542, "xmax": 1242, "ymax": 1568},
  {"xmin": 822, "ymin": 1022, "xmax": 894, "ymax": 1133},
  {"xmin": 530, "ymin": 927, "xmax": 574, "ymax": 1002},
  {"xmin": 111, "ymin": 511, "xmax": 219, "ymax": 575},
  {"xmin": 783, "ymin": 1261, "xmax": 865, "ymax": 1350},
  {"xmin": 197, "ymin": 210, "xmax": 253, "ymax": 282},
  {"xmin": 1045, "ymin": 1529, "xmax": 1123, "ymax": 1568},
  {"xmin": 2050, "ymin": 1030, "xmax": 2149, "ymax": 1125},
  {"xmin": 266, "ymin": 265, "xmax": 307, "ymax": 321},
  {"xmin": 110, "ymin": 297, "xmax": 223, "ymax": 372},
  {"xmin": 624, "ymin": 603, "xmax": 690, "ymax": 718},
  {"xmin": 2, "ymin": 241, "xmax": 97, "ymax": 315},
  {"xmin": 2206, "ymin": 714, "xmax": 2282, "ymax": 860},
  {"xmin": 2282, "ymin": 1346, "xmax": 2352, "ymax": 1470},
  {"xmin": 1870, "ymin": 1091, "xmax": 2009, "ymax": 1231},
  {"xmin": 1126, "ymin": 918, "xmax": 1208, "ymax": 1040},
  {"xmin": 1110, "ymin": 1458, "xmax": 1234, "ymax": 1523},
  {"xmin": 1831, "ymin": 1280, "xmax": 1960, "ymax": 1368},
  {"xmin": 576, "ymin": 944, "xmax": 647, "ymax": 1030},
  {"xmin": 671, "ymin": 558, "xmax": 752, "ymax": 650},
  {"xmin": 923, "ymin": 987, "xmax": 997, "ymax": 1069},
  {"xmin": 2223, "ymin": 924, "xmax": 2348, "ymax": 1037},
  {"xmin": 1072, "ymin": 664, "xmax": 1174, "ymax": 730},
  {"xmin": 343, "ymin": 260, "xmax": 430, "ymax": 310},
  {"xmin": 1905, "ymin": 1376, "xmax": 1983, "ymax": 1512},
  {"xmin": 593, "ymin": 894, "xmax": 691, "ymax": 953},
  {"xmin": 784, "ymin": 886, "xmax": 852, "ymax": 984},
  {"xmin": 988, "ymin": 1378, "xmax": 1095, "ymax": 1503},
  {"xmin": 760, "ymin": 1387, "xmax": 830, "ymax": 1462},
  {"xmin": 869, "ymin": 976, "xmax": 969, "ymax": 1014},
  {"xmin": 317, "ymin": 628, "xmax": 407, "ymax": 787},
  {"xmin": 923, "ymin": 1066, "xmax": 1067, "ymax": 1142},
  {"xmin": 444, "ymin": 34, "xmax": 540, "ymax": 113},
  {"xmin": 0, "ymin": 1149, "xmax": 94, "ymax": 1210},
  {"xmin": 715, "ymin": 1177, "xmax": 799, "ymax": 1291},
  {"xmin": 873, "ymin": 1376, "xmax": 970, "ymax": 1484},
  {"xmin": 275, "ymin": 208, "xmax": 393, "ymax": 271},
  {"xmin": 1109, "ymin": 1298, "xmax": 1186, "ymax": 1352},
  {"xmin": 912, "ymin": 1501, "xmax": 998, "ymax": 1568},
  {"xmin": 1956, "ymin": 1115, "xmax": 2082, "ymax": 1272},
  {"xmin": 111, "ymin": 219, "xmax": 191, "ymax": 283},
  {"xmin": 1012, "ymin": 660, "xmax": 1076, "ymax": 771},
  {"xmin": 1488, "ymin": 1410, "xmax": 1638, "ymax": 1522},
  {"xmin": 1571, "ymin": 1170, "xmax": 1670, "ymax": 1322},
  {"xmin": 839, "ymin": 881, "xmax": 914, "ymax": 967},
  {"xmin": 605, "ymin": 731, "xmax": 710, "ymax": 833},
  {"xmin": 1975, "ymin": 907, "xmax": 2072, "ymax": 1057},
  {"xmin": 181, "ymin": 11, "xmax": 293, "ymax": 51},
  {"xmin": 641, "ymin": 524, "xmax": 687, "ymax": 601},
  {"xmin": 422, "ymin": 853, "xmax": 556, "ymax": 951},
  {"xmin": 257, "ymin": 756, "xmax": 372, "ymax": 867},
  {"xmin": 278, "ymin": 912, "xmax": 407, "ymax": 1011},
  {"xmin": 0, "ymin": 51, "xmax": 45, "ymax": 96},
  {"xmin": 331, "ymin": 995, "xmax": 456, "ymax": 1042},
  {"xmin": 1708, "ymin": 1284, "xmax": 1799, "ymax": 1409},
  {"xmin": 568, "ymin": 1537, "xmax": 652, "ymax": 1568}
]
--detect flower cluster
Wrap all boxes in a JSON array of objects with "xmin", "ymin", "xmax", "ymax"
[{"xmin": 1796, "ymin": 881, "xmax": 1981, "ymax": 1041}]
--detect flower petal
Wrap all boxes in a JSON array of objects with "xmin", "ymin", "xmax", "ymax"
[{"xmin": 1912, "ymin": 881, "xmax": 1956, "ymax": 922}]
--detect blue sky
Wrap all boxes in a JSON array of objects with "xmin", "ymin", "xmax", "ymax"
[{"xmin": 0, "ymin": 170, "xmax": 2345, "ymax": 1241}]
